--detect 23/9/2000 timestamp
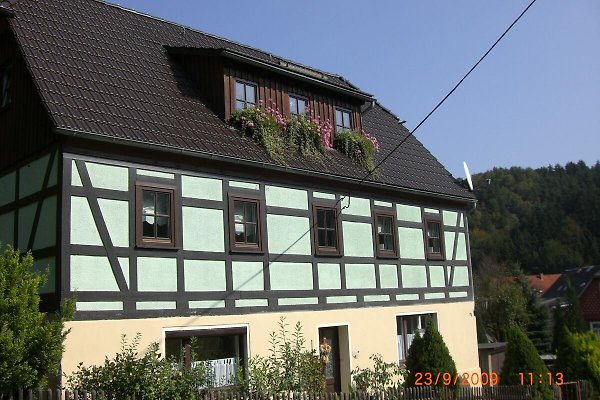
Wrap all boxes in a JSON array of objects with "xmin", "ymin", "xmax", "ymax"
[{"xmin": 519, "ymin": 372, "xmax": 564, "ymax": 386}]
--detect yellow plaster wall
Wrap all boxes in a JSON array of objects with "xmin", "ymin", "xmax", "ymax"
[{"xmin": 62, "ymin": 301, "xmax": 480, "ymax": 384}]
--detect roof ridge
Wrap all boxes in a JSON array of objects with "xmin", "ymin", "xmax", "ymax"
[{"xmin": 92, "ymin": 0, "xmax": 344, "ymax": 82}]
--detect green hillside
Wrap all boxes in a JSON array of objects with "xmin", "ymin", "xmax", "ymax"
[{"xmin": 468, "ymin": 161, "xmax": 600, "ymax": 273}]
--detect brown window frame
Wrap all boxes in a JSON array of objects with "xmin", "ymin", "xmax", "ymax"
[
  {"xmin": 424, "ymin": 213, "xmax": 445, "ymax": 261},
  {"xmin": 335, "ymin": 107, "xmax": 352, "ymax": 134},
  {"xmin": 135, "ymin": 183, "xmax": 177, "ymax": 248},
  {"xmin": 228, "ymin": 194, "xmax": 264, "ymax": 253},
  {"xmin": 234, "ymin": 79, "xmax": 258, "ymax": 110},
  {"xmin": 373, "ymin": 211, "xmax": 398, "ymax": 259},
  {"xmin": 1, "ymin": 62, "xmax": 12, "ymax": 109},
  {"xmin": 312, "ymin": 202, "xmax": 343, "ymax": 256},
  {"xmin": 288, "ymin": 94, "xmax": 308, "ymax": 116}
]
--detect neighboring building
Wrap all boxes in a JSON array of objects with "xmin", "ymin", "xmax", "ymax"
[
  {"xmin": 543, "ymin": 266, "xmax": 600, "ymax": 336},
  {"xmin": 525, "ymin": 273, "xmax": 561, "ymax": 296},
  {"xmin": 0, "ymin": 0, "xmax": 479, "ymax": 390}
]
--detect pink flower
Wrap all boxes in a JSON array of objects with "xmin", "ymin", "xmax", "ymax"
[{"xmin": 247, "ymin": 121, "xmax": 254, "ymax": 128}]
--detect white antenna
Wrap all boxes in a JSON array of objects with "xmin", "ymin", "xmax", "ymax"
[{"xmin": 463, "ymin": 161, "xmax": 474, "ymax": 192}]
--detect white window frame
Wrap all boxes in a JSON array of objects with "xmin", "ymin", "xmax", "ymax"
[{"xmin": 395, "ymin": 311, "xmax": 439, "ymax": 363}]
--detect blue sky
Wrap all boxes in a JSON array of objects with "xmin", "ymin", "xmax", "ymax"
[{"xmin": 112, "ymin": 0, "xmax": 600, "ymax": 178}]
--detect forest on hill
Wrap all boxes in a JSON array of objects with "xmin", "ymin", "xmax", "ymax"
[{"xmin": 467, "ymin": 161, "xmax": 600, "ymax": 274}]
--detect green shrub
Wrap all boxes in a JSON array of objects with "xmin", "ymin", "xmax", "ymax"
[
  {"xmin": 500, "ymin": 326, "xmax": 553, "ymax": 400},
  {"xmin": 333, "ymin": 130, "xmax": 378, "ymax": 171},
  {"xmin": 0, "ymin": 246, "xmax": 74, "ymax": 390},
  {"xmin": 555, "ymin": 327, "xmax": 600, "ymax": 392},
  {"xmin": 67, "ymin": 334, "xmax": 212, "ymax": 400},
  {"xmin": 241, "ymin": 317, "xmax": 325, "ymax": 394},
  {"xmin": 284, "ymin": 114, "xmax": 325, "ymax": 160},
  {"xmin": 404, "ymin": 320, "xmax": 457, "ymax": 394},
  {"xmin": 351, "ymin": 354, "xmax": 405, "ymax": 393},
  {"xmin": 229, "ymin": 106, "xmax": 285, "ymax": 163}
]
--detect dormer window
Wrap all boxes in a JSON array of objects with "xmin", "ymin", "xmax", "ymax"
[
  {"xmin": 235, "ymin": 79, "xmax": 257, "ymax": 110},
  {"xmin": 335, "ymin": 108, "xmax": 352, "ymax": 133},
  {"xmin": 289, "ymin": 94, "xmax": 307, "ymax": 116},
  {"xmin": 1, "ymin": 62, "xmax": 12, "ymax": 109}
]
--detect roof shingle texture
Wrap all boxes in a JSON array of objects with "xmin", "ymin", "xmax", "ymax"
[{"xmin": 8, "ymin": 0, "xmax": 473, "ymax": 200}]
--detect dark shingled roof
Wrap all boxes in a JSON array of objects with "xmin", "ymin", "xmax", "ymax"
[
  {"xmin": 5, "ymin": 0, "xmax": 474, "ymax": 201},
  {"xmin": 543, "ymin": 265, "xmax": 600, "ymax": 300}
]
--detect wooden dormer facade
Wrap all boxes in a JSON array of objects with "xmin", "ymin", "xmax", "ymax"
[{"xmin": 167, "ymin": 47, "xmax": 368, "ymax": 134}]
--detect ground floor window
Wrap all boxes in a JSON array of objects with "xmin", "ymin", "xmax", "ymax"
[
  {"xmin": 591, "ymin": 321, "xmax": 600, "ymax": 336},
  {"xmin": 396, "ymin": 313, "xmax": 437, "ymax": 362},
  {"xmin": 165, "ymin": 328, "xmax": 247, "ymax": 387}
]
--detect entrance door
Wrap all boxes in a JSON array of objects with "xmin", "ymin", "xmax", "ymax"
[{"xmin": 319, "ymin": 327, "xmax": 341, "ymax": 393}]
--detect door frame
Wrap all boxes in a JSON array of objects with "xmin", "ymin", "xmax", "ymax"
[{"xmin": 316, "ymin": 323, "xmax": 352, "ymax": 393}]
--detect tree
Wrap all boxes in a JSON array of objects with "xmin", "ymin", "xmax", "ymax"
[
  {"xmin": 500, "ymin": 326, "xmax": 552, "ymax": 400},
  {"xmin": 555, "ymin": 328, "xmax": 600, "ymax": 391},
  {"xmin": 404, "ymin": 320, "xmax": 457, "ymax": 393},
  {"xmin": 0, "ymin": 246, "xmax": 74, "ymax": 390},
  {"xmin": 551, "ymin": 280, "xmax": 587, "ymax": 351},
  {"xmin": 474, "ymin": 259, "xmax": 529, "ymax": 341},
  {"xmin": 517, "ymin": 276, "xmax": 552, "ymax": 354}
]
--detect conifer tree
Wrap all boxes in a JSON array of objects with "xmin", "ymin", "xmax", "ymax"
[{"xmin": 0, "ymin": 246, "xmax": 74, "ymax": 390}]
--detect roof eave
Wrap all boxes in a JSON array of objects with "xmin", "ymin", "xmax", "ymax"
[
  {"xmin": 54, "ymin": 126, "xmax": 475, "ymax": 204},
  {"xmin": 0, "ymin": 6, "xmax": 15, "ymax": 18}
]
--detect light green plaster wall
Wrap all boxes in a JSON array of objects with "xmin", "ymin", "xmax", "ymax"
[
  {"xmin": 70, "ymin": 255, "xmax": 119, "ymax": 291},
  {"xmin": 449, "ymin": 292, "xmax": 468, "ymax": 298},
  {"xmin": 269, "ymin": 262, "xmax": 313, "ymax": 290},
  {"xmin": 235, "ymin": 299, "xmax": 268, "ymax": 307},
  {"xmin": 182, "ymin": 175, "xmax": 222, "ymax": 201},
  {"xmin": 229, "ymin": 181, "xmax": 259, "ymax": 190},
  {"xmin": 32, "ymin": 256, "xmax": 55, "ymax": 293},
  {"xmin": 396, "ymin": 294, "xmax": 419, "ymax": 301},
  {"xmin": 184, "ymin": 260, "xmax": 226, "ymax": 291},
  {"xmin": 17, "ymin": 203, "xmax": 36, "ymax": 250},
  {"xmin": 0, "ymin": 212, "xmax": 14, "ymax": 246},
  {"xmin": 424, "ymin": 208, "xmax": 439, "ymax": 214},
  {"xmin": 342, "ymin": 221, "xmax": 374, "ymax": 258},
  {"xmin": 341, "ymin": 196, "xmax": 371, "ymax": 217},
  {"xmin": 444, "ymin": 232, "xmax": 455, "ymax": 260},
  {"xmin": 19, "ymin": 154, "xmax": 49, "ymax": 199},
  {"xmin": 189, "ymin": 300, "xmax": 225, "ymax": 309},
  {"xmin": 232, "ymin": 261, "xmax": 264, "ymax": 291},
  {"xmin": 71, "ymin": 161, "xmax": 82, "ymax": 186},
  {"xmin": 401, "ymin": 265, "xmax": 427, "ymax": 288},
  {"xmin": 326, "ymin": 296, "xmax": 356, "ymax": 304},
  {"xmin": 118, "ymin": 257, "xmax": 129, "ymax": 287},
  {"xmin": 398, "ymin": 227, "xmax": 425, "ymax": 259},
  {"xmin": 70, "ymin": 196, "xmax": 102, "ymax": 246},
  {"xmin": 76, "ymin": 302, "xmax": 123, "ymax": 311},
  {"xmin": 379, "ymin": 264, "xmax": 398, "ymax": 288},
  {"xmin": 0, "ymin": 171, "xmax": 15, "ymax": 206},
  {"xmin": 267, "ymin": 214, "xmax": 311, "ymax": 255},
  {"xmin": 137, "ymin": 257, "xmax": 177, "ymax": 292},
  {"xmin": 33, "ymin": 195, "xmax": 57, "ymax": 250},
  {"xmin": 47, "ymin": 154, "xmax": 58, "ymax": 187},
  {"xmin": 429, "ymin": 265, "xmax": 445, "ymax": 288},
  {"xmin": 396, "ymin": 204, "xmax": 421, "ymax": 222},
  {"xmin": 265, "ymin": 186, "xmax": 308, "ymax": 210},
  {"xmin": 98, "ymin": 198, "xmax": 128, "ymax": 247},
  {"xmin": 137, "ymin": 301, "xmax": 176, "ymax": 310},
  {"xmin": 278, "ymin": 297, "xmax": 318, "ymax": 305},
  {"xmin": 86, "ymin": 162, "xmax": 128, "ymax": 191},
  {"xmin": 137, "ymin": 169, "xmax": 174, "ymax": 179},
  {"xmin": 456, "ymin": 233, "xmax": 468, "ymax": 260},
  {"xmin": 364, "ymin": 295, "xmax": 390, "ymax": 302},
  {"xmin": 443, "ymin": 211, "xmax": 458, "ymax": 226},
  {"xmin": 373, "ymin": 201, "xmax": 392, "ymax": 208},
  {"xmin": 345, "ymin": 263, "xmax": 376, "ymax": 289},
  {"xmin": 453, "ymin": 266, "xmax": 469, "ymax": 286},
  {"xmin": 424, "ymin": 293, "xmax": 445, "ymax": 300},
  {"xmin": 182, "ymin": 207, "xmax": 224, "ymax": 252},
  {"xmin": 313, "ymin": 192, "xmax": 335, "ymax": 200},
  {"xmin": 318, "ymin": 263, "xmax": 341, "ymax": 289}
]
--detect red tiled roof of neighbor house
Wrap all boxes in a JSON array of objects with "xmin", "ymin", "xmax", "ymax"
[{"xmin": 525, "ymin": 273, "xmax": 561, "ymax": 295}]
